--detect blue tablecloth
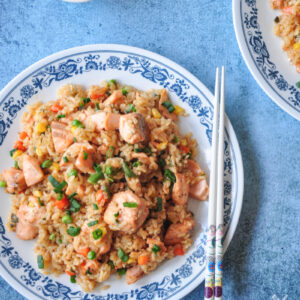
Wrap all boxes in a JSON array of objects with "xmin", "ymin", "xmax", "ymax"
[{"xmin": 0, "ymin": 0, "xmax": 299, "ymax": 299}]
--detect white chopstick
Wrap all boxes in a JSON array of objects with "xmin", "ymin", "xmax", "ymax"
[{"xmin": 204, "ymin": 67, "xmax": 225, "ymax": 300}]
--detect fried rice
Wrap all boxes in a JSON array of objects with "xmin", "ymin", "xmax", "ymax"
[{"xmin": 0, "ymin": 80, "xmax": 209, "ymax": 291}]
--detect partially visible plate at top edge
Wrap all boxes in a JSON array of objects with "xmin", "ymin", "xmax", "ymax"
[
  {"xmin": 233, "ymin": 0, "xmax": 300, "ymax": 121},
  {"xmin": 0, "ymin": 44, "xmax": 244, "ymax": 300}
]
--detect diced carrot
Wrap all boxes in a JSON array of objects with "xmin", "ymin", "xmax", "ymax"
[
  {"xmin": 283, "ymin": 6, "xmax": 293, "ymax": 14},
  {"xmin": 77, "ymin": 247, "xmax": 90, "ymax": 257},
  {"xmin": 174, "ymin": 244, "xmax": 184, "ymax": 256},
  {"xmin": 50, "ymin": 103, "xmax": 62, "ymax": 113},
  {"xmin": 54, "ymin": 195, "xmax": 69, "ymax": 210},
  {"xmin": 80, "ymin": 262, "xmax": 87, "ymax": 275},
  {"xmin": 19, "ymin": 131, "xmax": 29, "ymax": 140},
  {"xmin": 96, "ymin": 190, "xmax": 106, "ymax": 206},
  {"xmin": 90, "ymin": 88, "xmax": 107, "ymax": 100},
  {"xmin": 178, "ymin": 145, "xmax": 189, "ymax": 154},
  {"xmin": 14, "ymin": 140, "xmax": 27, "ymax": 152},
  {"xmin": 138, "ymin": 254, "xmax": 150, "ymax": 265},
  {"xmin": 65, "ymin": 270, "xmax": 75, "ymax": 276}
]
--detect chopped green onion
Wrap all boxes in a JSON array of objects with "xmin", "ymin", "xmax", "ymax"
[
  {"xmin": 87, "ymin": 250, "xmax": 96, "ymax": 260},
  {"xmin": 37, "ymin": 255, "xmax": 44, "ymax": 269},
  {"xmin": 114, "ymin": 211, "xmax": 120, "ymax": 223},
  {"xmin": 102, "ymin": 185, "xmax": 111, "ymax": 199},
  {"xmin": 152, "ymin": 244, "xmax": 161, "ymax": 254},
  {"xmin": 14, "ymin": 161, "xmax": 19, "ymax": 169},
  {"xmin": 87, "ymin": 220, "xmax": 99, "ymax": 227},
  {"xmin": 41, "ymin": 160, "xmax": 52, "ymax": 168},
  {"xmin": 118, "ymin": 248, "xmax": 129, "ymax": 262},
  {"xmin": 125, "ymin": 103, "xmax": 136, "ymax": 113},
  {"xmin": 68, "ymin": 169, "xmax": 78, "ymax": 177},
  {"xmin": 71, "ymin": 119, "xmax": 85, "ymax": 128},
  {"xmin": 105, "ymin": 165, "xmax": 113, "ymax": 176},
  {"xmin": 63, "ymin": 156, "xmax": 69, "ymax": 163},
  {"xmin": 83, "ymin": 151, "xmax": 88, "ymax": 160},
  {"xmin": 67, "ymin": 226, "xmax": 81, "ymax": 236},
  {"xmin": 122, "ymin": 161, "xmax": 135, "ymax": 178},
  {"xmin": 144, "ymin": 147, "xmax": 152, "ymax": 155},
  {"xmin": 123, "ymin": 202, "xmax": 137, "ymax": 208},
  {"xmin": 85, "ymin": 269, "xmax": 92, "ymax": 275},
  {"xmin": 73, "ymin": 137, "xmax": 77, "ymax": 143},
  {"xmin": 158, "ymin": 158, "xmax": 166, "ymax": 168},
  {"xmin": 92, "ymin": 228, "xmax": 103, "ymax": 240},
  {"xmin": 83, "ymin": 97, "xmax": 91, "ymax": 104},
  {"xmin": 38, "ymin": 197, "xmax": 44, "ymax": 207},
  {"xmin": 69, "ymin": 198, "xmax": 81, "ymax": 213},
  {"xmin": 133, "ymin": 148, "xmax": 143, "ymax": 153},
  {"xmin": 10, "ymin": 149, "xmax": 17, "ymax": 157},
  {"xmin": 106, "ymin": 146, "xmax": 114, "ymax": 158},
  {"xmin": 117, "ymin": 268, "xmax": 126, "ymax": 276},
  {"xmin": 156, "ymin": 197, "xmax": 163, "ymax": 212},
  {"xmin": 162, "ymin": 101, "xmax": 175, "ymax": 113},
  {"xmin": 62, "ymin": 215, "xmax": 72, "ymax": 224},
  {"xmin": 95, "ymin": 102, "xmax": 100, "ymax": 111},
  {"xmin": 57, "ymin": 114, "xmax": 65, "ymax": 121},
  {"xmin": 187, "ymin": 151, "xmax": 192, "ymax": 159},
  {"xmin": 132, "ymin": 161, "xmax": 141, "ymax": 167},
  {"xmin": 93, "ymin": 163, "xmax": 103, "ymax": 173},
  {"xmin": 108, "ymin": 260, "xmax": 115, "ymax": 269},
  {"xmin": 164, "ymin": 169, "xmax": 176, "ymax": 183},
  {"xmin": 68, "ymin": 193, "xmax": 77, "ymax": 200},
  {"xmin": 122, "ymin": 87, "xmax": 128, "ymax": 96},
  {"xmin": 108, "ymin": 79, "xmax": 116, "ymax": 86},
  {"xmin": 57, "ymin": 193, "xmax": 63, "ymax": 200},
  {"xmin": 49, "ymin": 233, "xmax": 56, "ymax": 241},
  {"xmin": 70, "ymin": 275, "xmax": 76, "ymax": 283},
  {"xmin": 93, "ymin": 203, "xmax": 98, "ymax": 210},
  {"xmin": 48, "ymin": 175, "xmax": 67, "ymax": 193},
  {"xmin": 57, "ymin": 238, "xmax": 63, "ymax": 244},
  {"xmin": 0, "ymin": 181, "xmax": 7, "ymax": 188},
  {"xmin": 173, "ymin": 135, "xmax": 179, "ymax": 143},
  {"xmin": 296, "ymin": 81, "xmax": 300, "ymax": 88},
  {"xmin": 88, "ymin": 172, "xmax": 104, "ymax": 184}
]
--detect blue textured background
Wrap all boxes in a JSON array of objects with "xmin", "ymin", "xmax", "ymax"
[{"xmin": 0, "ymin": 0, "xmax": 299, "ymax": 299}]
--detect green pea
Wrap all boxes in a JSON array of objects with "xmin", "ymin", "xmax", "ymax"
[
  {"xmin": 87, "ymin": 250, "xmax": 96, "ymax": 260},
  {"xmin": 62, "ymin": 215, "xmax": 72, "ymax": 224}
]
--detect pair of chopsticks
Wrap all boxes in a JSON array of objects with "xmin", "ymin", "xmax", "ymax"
[{"xmin": 204, "ymin": 67, "xmax": 225, "ymax": 300}]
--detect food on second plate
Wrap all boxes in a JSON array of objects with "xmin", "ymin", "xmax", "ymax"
[
  {"xmin": 0, "ymin": 81, "xmax": 209, "ymax": 291},
  {"xmin": 271, "ymin": 0, "xmax": 300, "ymax": 73}
]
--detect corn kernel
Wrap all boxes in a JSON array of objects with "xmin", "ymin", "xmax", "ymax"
[
  {"xmin": 156, "ymin": 141, "xmax": 168, "ymax": 150},
  {"xmin": 180, "ymin": 139, "xmax": 187, "ymax": 146},
  {"xmin": 127, "ymin": 258, "xmax": 136, "ymax": 264},
  {"xmin": 28, "ymin": 201, "xmax": 35, "ymax": 207},
  {"xmin": 12, "ymin": 150, "xmax": 23, "ymax": 159},
  {"xmin": 99, "ymin": 226, "xmax": 107, "ymax": 236},
  {"xmin": 293, "ymin": 43, "xmax": 300, "ymax": 50},
  {"xmin": 36, "ymin": 122, "xmax": 47, "ymax": 133},
  {"xmin": 151, "ymin": 108, "xmax": 161, "ymax": 119},
  {"xmin": 50, "ymin": 162, "xmax": 59, "ymax": 172},
  {"xmin": 174, "ymin": 105, "xmax": 185, "ymax": 115},
  {"xmin": 33, "ymin": 190, "xmax": 42, "ymax": 197},
  {"xmin": 71, "ymin": 126, "xmax": 77, "ymax": 135},
  {"xmin": 36, "ymin": 148, "xmax": 43, "ymax": 157}
]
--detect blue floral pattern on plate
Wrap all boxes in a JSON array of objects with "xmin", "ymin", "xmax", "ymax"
[{"xmin": 0, "ymin": 49, "xmax": 238, "ymax": 299}]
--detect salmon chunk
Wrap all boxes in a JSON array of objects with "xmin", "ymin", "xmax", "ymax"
[
  {"xmin": 103, "ymin": 190, "xmax": 149, "ymax": 234},
  {"xmin": 164, "ymin": 218, "xmax": 194, "ymax": 246},
  {"xmin": 119, "ymin": 113, "xmax": 149, "ymax": 144},
  {"xmin": 86, "ymin": 112, "xmax": 120, "ymax": 131},
  {"xmin": 126, "ymin": 265, "xmax": 144, "ymax": 284},
  {"xmin": 2, "ymin": 168, "xmax": 26, "ymax": 193},
  {"xmin": 75, "ymin": 146, "xmax": 95, "ymax": 173},
  {"xmin": 51, "ymin": 121, "xmax": 73, "ymax": 153},
  {"xmin": 172, "ymin": 173, "xmax": 189, "ymax": 205},
  {"xmin": 104, "ymin": 90, "xmax": 124, "ymax": 107},
  {"xmin": 159, "ymin": 89, "xmax": 178, "ymax": 121},
  {"xmin": 21, "ymin": 154, "xmax": 44, "ymax": 186},
  {"xmin": 186, "ymin": 159, "xmax": 209, "ymax": 201}
]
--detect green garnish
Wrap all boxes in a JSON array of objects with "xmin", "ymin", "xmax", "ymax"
[
  {"xmin": 296, "ymin": 81, "xmax": 300, "ymax": 88},
  {"xmin": 57, "ymin": 238, "xmax": 63, "ymax": 244},
  {"xmin": 164, "ymin": 169, "xmax": 176, "ymax": 183},
  {"xmin": 132, "ymin": 161, "xmax": 141, "ymax": 167},
  {"xmin": 173, "ymin": 135, "xmax": 179, "ymax": 143},
  {"xmin": 152, "ymin": 244, "xmax": 161, "ymax": 254},
  {"xmin": 14, "ymin": 161, "xmax": 19, "ymax": 169},
  {"xmin": 123, "ymin": 202, "xmax": 137, "ymax": 208},
  {"xmin": 105, "ymin": 165, "xmax": 113, "ymax": 176},
  {"xmin": 108, "ymin": 260, "xmax": 115, "ymax": 269},
  {"xmin": 62, "ymin": 215, "xmax": 72, "ymax": 224},
  {"xmin": 118, "ymin": 248, "xmax": 129, "ymax": 262},
  {"xmin": 88, "ymin": 172, "xmax": 104, "ymax": 184},
  {"xmin": 70, "ymin": 275, "xmax": 76, "ymax": 283},
  {"xmin": 95, "ymin": 103, "xmax": 100, "ymax": 111},
  {"xmin": 48, "ymin": 175, "xmax": 67, "ymax": 193},
  {"xmin": 87, "ymin": 220, "xmax": 99, "ymax": 227},
  {"xmin": 133, "ymin": 148, "xmax": 143, "ymax": 153},
  {"xmin": 122, "ymin": 87, "xmax": 128, "ymax": 96},
  {"xmin": 69, "ymin": 198, "xmax": 81, "ymax": 213},
  {"xmin": 156, "ymin": 197, "xmax": 163, "ymax": 212},
  {"xmin": 144, "ymin": 147, "xmax": 152, "ymax": 155},
  {"xmin": 106, "ymin": 146, "xmax": 114, "ymax": 158},
  {"xmin": 67, "ymin": 226, "xmax": 81, "ymax": 236},
  {"xmin": 83, "ymin": 151, "xmax": 88, "ymax": 160},
  {"xmin": 68, "ymin": 192, "xmax": 77, "ymax": 200},
  {"xmin": 85, "ymin": 269, "xmax": 92, "ymax": 275},
  {"xmin": 73, "ymin": 137, "xmax": 77, "ymax": 142},
  {"xmin": 68, "ymin": 169, "xmax": 78, "ymax": 177},
  {"xmin": 0, "ymin": 181, "xmax": 7, "ymax": 188},
  {"xmin": 49, "ymin": 233, "xmax": 56, "ymax": 241},
  {"xmin": 38, "ymin": 197, "xmax": 44, "ymax": 207},
  {"xmin": 117, "ymin": 268, "xmax": 126, "ymax": 276},
  {"xmin": 41, "ymin": 160, "xmax": 52, "ymax": 169},
  {"xmin": 71, "ymin": 119, "xmax": 85, "ymax": 128},
  {"xmin": 102, "ymin": 185, "xmax": 111, "ymax": 199},
  {"xmin": 187, "ymin": 151, "xmax": 192, "ymax": 159},
  {"xmin": 57, "ymin": 193, "xmax": 63, "ymax": 200},
  {"xmin": 125, "ymin": 103, "xmax": 136, "ymax": 113},
  {"xmin": 158, "ymin": 158, "xmax": 166, "ymax": 168},
  {"xmin": 121, "ymin": 161, "xmax": 135, "ymax": 178},
  {"xmin": 93, "ymin": 203, "xmax": 99, "ymax": 210},
  {"xmin": 162, "ymin": 101, "xmax": 175, "ymax": 113},
  {"xmin": 108, "ymin": 79, "xmax": 116, "ymax": 86},
  {"xmin": 87, "ymin": 250, "xmax": 96, "ymax": 260},
  {"xmin": 37, "ymin": 255, "xmax": 44, "ymax": 269},
  {"xmin": 9, "ymin": 149, "xmax": 17, "ymax": 157},
  {"xmin": 57, "ymin": 114, "xmax": 65, "ymax": 121},
  {"xmin": 63, "ymin": 156, "xmax": 69, "ymax": 163},
  {"xmin": 92, "ymin": 228, "xmax": 103, "ymax": 240}
]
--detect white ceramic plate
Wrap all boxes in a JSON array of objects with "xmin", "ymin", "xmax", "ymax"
[
  {"xmin": 233, "ymin": 0, "xmax": 300, "ymax": 121},
  {"xmin": 0, "ymin": 44, "xmax": 244, "ymax": 300}
]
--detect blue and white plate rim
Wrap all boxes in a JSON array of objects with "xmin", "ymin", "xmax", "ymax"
[{"xmin": 0, "ymin": 44, "xmax": 244, "ymax": 300}]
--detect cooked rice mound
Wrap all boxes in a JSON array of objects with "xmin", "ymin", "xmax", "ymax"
[
  {"xmin": 271, "ymin": 0, "xmax": 300, "ymax": 72},
  {"xmin": 0, "ymin": 81, "xmax": 209, "ymax": 291}
]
